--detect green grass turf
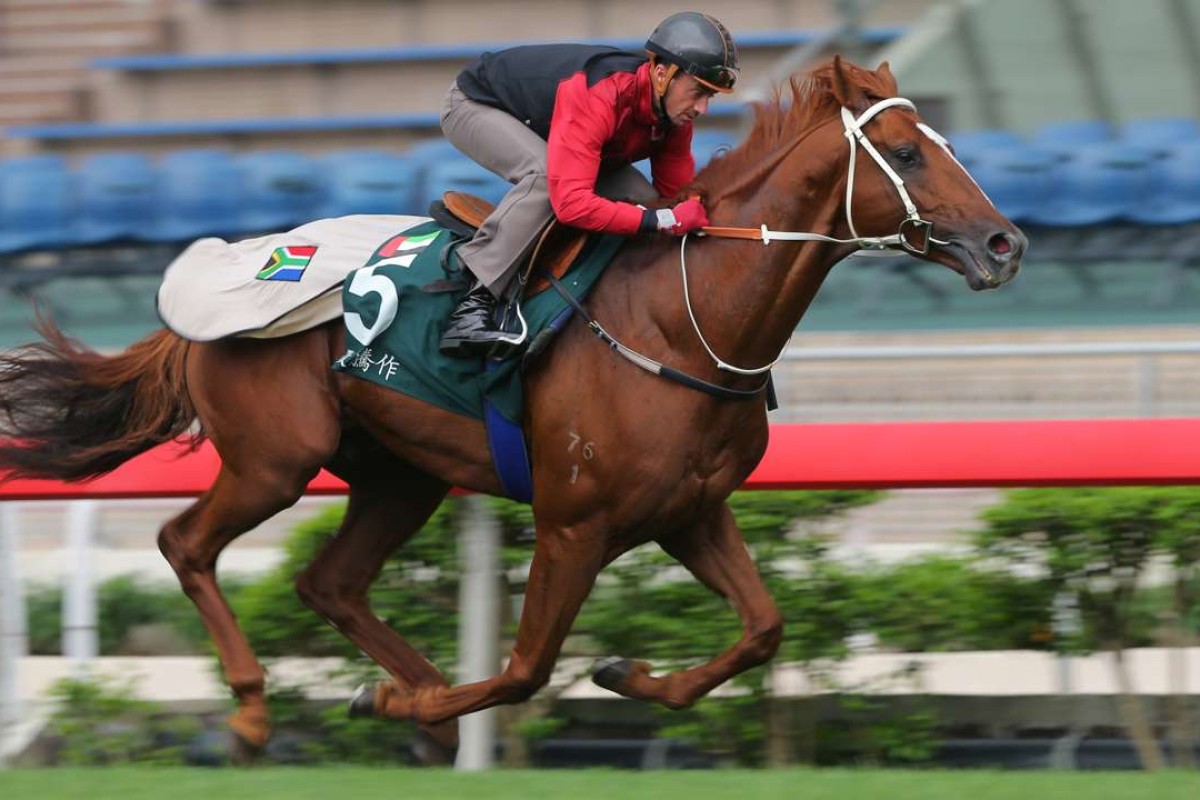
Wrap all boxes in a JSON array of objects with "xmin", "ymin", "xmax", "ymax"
[{"xmin": 2, "ymin": 768, "xmax": 1200, "ymax": 800}]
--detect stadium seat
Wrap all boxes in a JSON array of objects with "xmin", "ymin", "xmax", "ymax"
[
  {"xmin": 1030, "ymin": 119, "xmax": 1114, "ymax": 155},
  {"xmin": 237, "ymin": 150, "xmax": 321, "ymax": 232},
  {"xmin": 1120, "ymin": 117, "xmax": 1200, "ymax": 151},
  {"xmin": 411, "ymin": 141, "xmax": 510, "ymax": 212},
  {"xmin": 626, "ymin": 131, "xmax": 741, "ymax": 188},
  {"xmin": 150, "ymin": 149, "xmax": 243, "ymax": 242},
  {"xmin": 1024, "ymin": 142, "xmax": 1156, "ymax": 227},
  {"xmin": 74, "ymin": 152, "xmax": 159, "ymax": 245},
  {"xmin": 691, "ymin": 130, "xmax": 738, "ymax": 169},
  {"xmin": 0, "ymin": 155, "xmax": 74, "ymax": 253},
  {"xmin": 319, "ymin": 150, "xmax": 419, "ymax": 217},
  {"xmin": 1128, "ymin": 139, "xmax": 1200, "ymax": 226},
  {"xmin": 947, "ymin": 129, "xmax": 1026, "ymax": 169},
  {"xmin": 967, "ymin": 147, "xmax": 1058, "ymax": 224}
]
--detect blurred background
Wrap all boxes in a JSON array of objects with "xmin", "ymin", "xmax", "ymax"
[{"xmin": 0, "ymin": 0, "xmax": 1199, "ymax": 777}]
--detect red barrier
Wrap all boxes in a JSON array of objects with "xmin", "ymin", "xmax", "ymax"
[{"xmin": 1, "ymin": 419, "xmax": 1197, "ymax": 500}]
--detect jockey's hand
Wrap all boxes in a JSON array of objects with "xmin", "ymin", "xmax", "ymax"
[{"xmin": 639, "ymin": 199, "xmax": 710, "ymax": 236}]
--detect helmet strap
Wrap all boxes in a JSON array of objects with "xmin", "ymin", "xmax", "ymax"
[
  {"xmin": 650, "ymin": 60, "xmax": 679, "ymax": 126},
  {"xmin": 652, "ymin": 61, "xmax": 679, "ymax": 99}
]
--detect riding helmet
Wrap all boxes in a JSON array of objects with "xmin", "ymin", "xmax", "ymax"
[{"xmin": 645, "ymin": 12, "xmax": 739, "ymax": 93}]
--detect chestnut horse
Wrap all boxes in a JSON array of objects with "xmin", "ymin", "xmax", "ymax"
[{"xmin": 0, "ymin": 59, "xmax": 1024, "ymax": 756}]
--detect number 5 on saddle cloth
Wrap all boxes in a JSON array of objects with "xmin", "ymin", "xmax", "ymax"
[{"xmin": 334, "ymin": 192, "xmax": 623, "ymax": 503}]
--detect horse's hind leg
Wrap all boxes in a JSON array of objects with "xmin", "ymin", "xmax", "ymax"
[
  {"xmin": 160, "ymin": 331, "xmax": 340, "ymax": 752},
  {"xmin": 294, "ymin": 461, "xmax": 457, "ymax": 755},
  {"xmin": 159, "ymin": 461, "xmax": 327, "ymax": 751},
  {"xmin": 593, "ymin": 501, "xmax": 784, "ymax": 710}
]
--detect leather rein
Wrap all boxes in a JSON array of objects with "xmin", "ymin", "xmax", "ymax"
[{"xmin": 552, "ymin": 96, "xmax": 956, "ymax": 402}]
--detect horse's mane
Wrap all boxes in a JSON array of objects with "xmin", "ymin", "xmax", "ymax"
[{"xmin": 692, "ymin": 59, "xmax": 898, "ymax": 201}]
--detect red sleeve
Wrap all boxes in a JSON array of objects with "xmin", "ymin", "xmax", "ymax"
[
  {"xmin": 651, "ymin": 123, "xmax": 695, "ymax": 199},
  {"xmin": 547, "ymin": 73, "xmax": 646, "ymax": 236}
]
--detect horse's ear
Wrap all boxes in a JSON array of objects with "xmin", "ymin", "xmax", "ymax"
[
  {"xmin": 875, "ymin": 61, "xmax": 898, "ymax": 95},
  {"xmin": 829, "ymin": 55, "xmax": 868, "ymax": 112}
]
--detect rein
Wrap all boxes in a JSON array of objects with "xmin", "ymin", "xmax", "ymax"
[
  {"xmin": 551, "ymin": 96, "xmax": 953, "ymax": 398},
  {"xmin": 685, "ymin": 96, "xmax": 953, "ymax": 376}
]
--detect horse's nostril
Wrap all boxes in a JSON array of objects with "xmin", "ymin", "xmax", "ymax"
[{"xmin": 988, "ymin": 232, "xmax": 1013, "ymax": 257}]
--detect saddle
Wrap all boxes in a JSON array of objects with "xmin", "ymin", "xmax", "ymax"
[{"xmin": 431, "ymin": 191, "xmax": 589, "ymax": 294}]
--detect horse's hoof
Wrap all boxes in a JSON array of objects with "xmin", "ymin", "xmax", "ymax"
[
  {"xmin": 228, "ymin": 728, "xmax": 265, "ymax": 766},
  {"xmin": 348, "ymin": 683, "xmax": 378, "ymax": 718},
  {"xmin": 592, "ymin": 656, "xmax": 633, "ymax": 692},
  {"xmin": 227, "ymin": 711, "xmax": 270, "ymax": 752},
  {"xmin": 422, "ymin": 718, "xmax": 460, "ymax": 751},
  {"xmin": 413, "ymin": 724, "xmax": 459, "ymax": 766}
]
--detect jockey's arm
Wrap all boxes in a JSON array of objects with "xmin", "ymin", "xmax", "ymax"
[
  {"xmin": 547, "ymin": 76, "xmax": 675, "ymax": 236},
  {"xmin": 650, "ymin": 122, "xmax": 695, "ymax": 199}
]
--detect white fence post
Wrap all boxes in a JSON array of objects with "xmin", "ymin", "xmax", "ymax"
[
  {"xmin": 0, "ymin": 503, "xmax": 27, "ymax": 767},
  {"xmin": 454, "ymin": 495, "xmax": 499, "ymax": 772},
  {"xmin": 62, "ymin": 501, "xmax": 99, "ymax": 668}
]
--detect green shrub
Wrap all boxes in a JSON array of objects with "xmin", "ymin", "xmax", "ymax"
[{"xmin": 42, "ymin": 674, "xmax": 200, "ymax": 765}]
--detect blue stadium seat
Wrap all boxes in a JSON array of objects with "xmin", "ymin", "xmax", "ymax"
[
  {"xmin": 149, "ymin": 149, "xmax": 242, "ymax": 242},
  {"xmin": 1120, "ymin": 117, "xmax": 1200, "ymax": 151},
  {"xmin": 967, "ymin": 147, "xmax": 1057, "ymax": 224},
  {"xmin": 1030, "ymin": 119, "xmax": 1114, "ymax": 155},
  {"xmin": 691, "ymin": 130, "xmax": 738, "ymax": 169},
  {"xmin": 319, "ymin": 150, "xmax": 419, "ymax": 217},
  {"xmin": 1024, "ymin": 142, "xmax": 1156, "ymax": 227},
  {"xmin": 948, "ymin": 129, "xmax": 1026, "ymax": 169},
  {"xmin": 236, "ymin": 150, "xmax": 321, "ymax": 232},
  {"xmin": 630, "ymin": 131, "xmax": 740, "ymax": 187},
  {"xmin": 75, "ymin": 152, "xmax": 158, "ymax": 245},
  {"xmin": 632, "ymin": 158, "xmax": 653, "ymax": 184},
  {"xmin": 0, "ymin": 155, "xmax": 74, "ymax": 253},
  {"xmin": 1128, "ymin": 140, "xmax": 1200, "ymax": 225},
  {"xmin": 411, "ymin": 140, "xmax": 510, "ymax": 212}
]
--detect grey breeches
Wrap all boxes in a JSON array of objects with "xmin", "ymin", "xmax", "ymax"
[{"xmin": 440, "ymin": 82, "xmax": 656, "ymax": 297}]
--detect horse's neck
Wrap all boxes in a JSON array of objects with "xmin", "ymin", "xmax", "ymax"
[
  {"xmin": 677, "ymin": 172, "xmax": 852, "ymax": 371},
  {"xmin": 585, "ymin": 131, "xmax": 852, "ymax": 383}
]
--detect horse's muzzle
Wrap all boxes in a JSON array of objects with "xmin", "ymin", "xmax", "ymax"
[{"xmin": 938, "ymin": 227, "xmax": 1026, "ymax": 291}]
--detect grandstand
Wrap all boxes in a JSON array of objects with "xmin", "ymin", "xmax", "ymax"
[
  {"xmin": 0, "ymin": 0, "xmax": 1195, "ymax": 431},
  {"xmin": 0, "ymin": 0, "xmax": 1194, "ymax": 545},
  {"xmin": 3, "ymin": 1, "xmax": 1200, "ymax": 769},
  {"xmin": 0, "ymin": 0, "xmax": 1195, "ymax": 403}
]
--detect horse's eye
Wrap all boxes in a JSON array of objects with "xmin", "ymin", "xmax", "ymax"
[{"xmin": 892, "ymin": 147, "xmax": 919, "ymax": 166}]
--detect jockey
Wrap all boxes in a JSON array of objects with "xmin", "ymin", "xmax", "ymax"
[{"xmin": 437, "ymin": 11, "xmax": 740, "ymax": 357}]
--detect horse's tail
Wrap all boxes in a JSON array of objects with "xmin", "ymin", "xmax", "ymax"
[{"xmin": 0, "ymin": 319, "xmax": 200, "ymax": 483}]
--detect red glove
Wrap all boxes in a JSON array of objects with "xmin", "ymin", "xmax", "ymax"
[
  {"xmin": 667, "ymin": 199, "xmax": 710, "ymax": 235},
  {"xmin": 646, "ymin": 198, "xmax": 710, "ymax": 236}
]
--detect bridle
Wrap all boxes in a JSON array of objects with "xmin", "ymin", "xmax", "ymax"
[
  {"xmin": 550, "ymin": 95, "xmax": 966, "ymax": 400},
  {"xmin": 684, "ymin": 96, "xmax": 956, "ymax": 376},
  {"xmin": 698, "ymin": 97, "xmax": 951, "ymax": 255}
]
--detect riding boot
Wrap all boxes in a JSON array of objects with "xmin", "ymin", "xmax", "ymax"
[{"xmin": 438, "ymin": 281, "xmax": 508, "ymax": 358}]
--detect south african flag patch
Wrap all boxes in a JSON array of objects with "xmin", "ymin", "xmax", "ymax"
[{"xmin": 257, "ymin": 245, "xmax": 317, "ymax": 282}]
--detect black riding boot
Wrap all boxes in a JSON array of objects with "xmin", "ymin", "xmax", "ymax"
[{"xmin": 439, "ymin": 281, "xmax": 507, "ymax": 357}]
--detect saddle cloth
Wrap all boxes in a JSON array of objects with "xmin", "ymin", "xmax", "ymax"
[
  {"xmin": 332, "ymin": 218, "xmax": 623, "ymax": 425},
  {"xmin": 156, "ymin": 213, "xmax": 625, "ymax": 503},
  {"xmin": 157, "ymin": 215, "xmax": 429, "ymax": 342}
]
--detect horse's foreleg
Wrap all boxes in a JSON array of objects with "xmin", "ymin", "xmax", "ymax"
[
  {"xmin": 294, "ymin": 466, "xmax": 457, "ymax": 753},
  {"xmin": 158, "ymin": 465, "xmax": 319, "ymax": 750},
  {"xmin": 372, "ymin": 531, "xmax": 606, "ymax": 726},
  {"xmin": 595, "ymin": 502, "xmax": 783, "ymax": 710}
]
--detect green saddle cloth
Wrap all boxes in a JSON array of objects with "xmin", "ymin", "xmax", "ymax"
[{"xmin": 333, "ymin": 219, "xmax": 624, "ymax": 423}]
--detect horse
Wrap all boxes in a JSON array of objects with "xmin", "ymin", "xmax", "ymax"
[{"xmin": 0, "ymin": 57, "xmax": 1024, "ymax": 758}]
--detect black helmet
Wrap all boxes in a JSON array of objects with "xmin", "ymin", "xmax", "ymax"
[{"xmin": 645, "ymin": 12, "xmax": 739, "ymax": 93}]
